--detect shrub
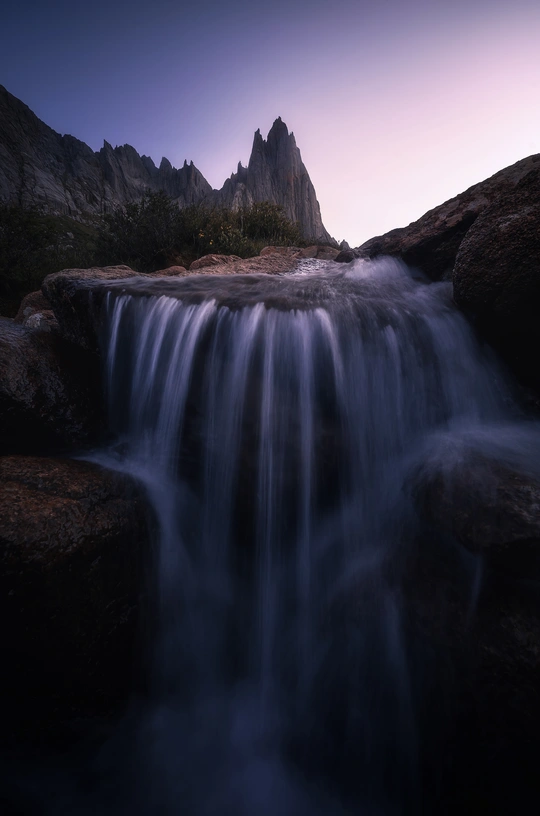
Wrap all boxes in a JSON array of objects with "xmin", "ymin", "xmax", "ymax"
[
  {"xmin": 97, "ymin": 191, "xmax": 183, "ymax": 272},
  {"xmin": 0, "ymin": 204, "xmax": 97, "ymax": 313}
]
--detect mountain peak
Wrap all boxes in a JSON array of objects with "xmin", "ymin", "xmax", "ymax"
[{"xmin": 0, "ymin": 86, "xmax": 331, "ymax": 242}]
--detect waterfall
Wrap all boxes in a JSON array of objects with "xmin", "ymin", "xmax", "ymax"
[{"xmin": 93, "ymin": 257, "xmax": 529, "ymax": 814}]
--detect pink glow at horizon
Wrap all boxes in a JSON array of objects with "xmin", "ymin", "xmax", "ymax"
[{"xmin": 1, "ymin": 0, "xmax": 540, "ymax": 245}]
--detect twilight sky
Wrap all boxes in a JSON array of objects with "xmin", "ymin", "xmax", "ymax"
[{"xmin": 2, "ymin": 0, "xmax": 540, "ymax": 245}]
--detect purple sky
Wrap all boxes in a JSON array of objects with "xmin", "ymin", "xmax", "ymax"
[{"xmin": 2, "ymin": 0, "xmax": 539, "ymax": 245}]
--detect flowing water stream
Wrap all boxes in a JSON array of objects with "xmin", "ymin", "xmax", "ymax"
[{"xmin": 11, "ymin": 257, "xmax": 540, "ymax": 814}]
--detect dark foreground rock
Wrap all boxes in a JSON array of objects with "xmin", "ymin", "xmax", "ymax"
[
  {"xmin": 0, "ymin": 318, "xmax": 103, "ymax": 453},
  {"xmin": 414, "ymin": 452, "xmax": 540, "ymax": 576},
  {"xmin": 14, "ymin": 290, "xmax": 58, "ymax": 331},
  {"xmin": 453, "ymin": 185, "xmax": 540, "ymax": 390},
  {"xmin": 410, "ymin": 451, "xmax": 540, "ymax": 811},
  {"xmin": 41, "ymin": 265, "xmax": 140, "ymax": 350},
  {"xmin": 0, "ymin": 456, "xmax": 151, "ymax": 725}
]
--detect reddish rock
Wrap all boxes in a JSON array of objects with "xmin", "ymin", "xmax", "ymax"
[
  {"xmin": 189, "ymin": 254, "xmax": 242, "ymax": 270},
  {"xmin": 148, "ymin": 265, "xmax": 188, "ymax": 276},
  {"xmin": 259, "ymin": 245, "xmax": 303, "ymax": 257},
  {"xmin": 14, "ymin": 290, "xmax": 54, "ymax": 324}
]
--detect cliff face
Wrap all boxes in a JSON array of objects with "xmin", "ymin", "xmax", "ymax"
[
  {"xmin": 215, "ymin": 118, "xmax": 331, "ymax": 242},
  {"xmin": 0, "ymin": 86, "xmax": 330, "ymax": 240}
]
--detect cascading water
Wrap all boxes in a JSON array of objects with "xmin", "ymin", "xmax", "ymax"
[{"xmin": 45, "ymin": 257, "xmax": 539, "ymax": 815}]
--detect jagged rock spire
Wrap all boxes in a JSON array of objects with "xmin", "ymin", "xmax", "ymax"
[{"xmin": 0, "ymin": 86, "xmax": 331, "ymax": 240}]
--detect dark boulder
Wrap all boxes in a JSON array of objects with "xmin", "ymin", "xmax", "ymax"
[
  {"xmin": 41, "ymin": 265, "xmax": 139, "ymax": 351},
  {"xmin": 413, "ymin": 451, "xmax": 540, "ymax": 576},
  {"xmin": 409, "ymin": 447, "xmax": 540, "ymax": 808},
  {"xmin": 453, "ymin": 175, "xmax": 540, "ymax": 390},
  {"xmin": 0, "ymin": 455, "xmax": 151, "ymax": 722},
  {"xmin": 14, "ymin": 290, "xmax": 57, "ymax": 331},
  {"xmin": 334, "ymin": 248, "xmax": 361, "ymax": 263},
  {"xmin": 0, "ymin": 318, "xmax": 103, "ymax": 453},
  {"xmin": 347, "ymin": 153, "xmax": 540, "ymax": 281}
]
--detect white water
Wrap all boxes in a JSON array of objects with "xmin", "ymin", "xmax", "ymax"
[{"xmin": 33, "ymin": 257, "xmax": 540, "ymax": 815}]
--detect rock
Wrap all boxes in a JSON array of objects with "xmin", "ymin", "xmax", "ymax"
[
  {"xmin": 216, "ymin": 117, "xmax": 333, "ymax": 242},
  {"xmin": 0, "ymin": 455, "xmax": 150, "ymax": 716},
  {"xmin": 22, "ymin": 309, "xmax": 58, "ymax": 331},
  {"xmin": 260, "ymin": 245, "xmax": 339, "ymax": 260},
  {"xmin": 452, "ymin": 175, "xmax": 540, "ymax": 389},
  {"xmin": 148, "ymin": 264, "xmax": 187, "ymax": 276},
  {"xmin": 189, "ymin": 254, "xmax": 242, "ymax": 270},
  {"xmin": 405, "ymin": 519, "xmax": 540, "ymax": 811},
  {"xmin": 259, "ymin": 245, "xmax": 303, "ymax": 257},
  {"xmin": 407, "ymin": 443, "xmax": 540, "ymax": 807},
  {"xmin": 14, "ymin": 290, "xmax": 58, "ymax": 332},
  {"xmin": 413, "ymin": 452, "xmax": 540, "ymax": 576},
  {"xmin": 348, "ymin": 154, "xmax": 540, "ymax": 281},
  {"xmin": 0, "ymin": 317, "xmax": 103, "ymax": 453},
  {"xmin": 43, "ymin": 257, "xmax": 305, "ymax": 351},
  {"xmin": 339, "ymin": 240, "xmax": 351, "ymax": 251},
  {"xmin": 14, "ymin": 290, "xmax": 52, "ymax": 323},
  {"xmin": 42, "ymin": 265, "xmax": 140, "ymax": 350},
  {"xmin": 334, "ymin": 249, "xmax": 361, "ymax": 263},
  {"xmin": 299, "ymin": 245, "xmax": 340, "ymax": 260},
  {"xmin": 0, "ymin": 86, "xmax": 332, "ymax": 241},
  {"xmin": 0, "ymin": 85, "xmax": 212, "ymax": 216}
]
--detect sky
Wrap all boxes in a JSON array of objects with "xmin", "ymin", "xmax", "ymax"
[{"xmin": 2, "ymin": 0, "xmax": 540, "ymax": 246}]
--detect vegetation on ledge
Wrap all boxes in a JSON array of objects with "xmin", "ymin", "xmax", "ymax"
[{"xmin": 0, "ymin": 194, "xmax": 308, "ymax": 315}]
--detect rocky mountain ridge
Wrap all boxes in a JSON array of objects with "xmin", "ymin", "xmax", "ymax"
[{"xmin": 0, "ymin": 85, "xmax": 331, "ymax": 242}]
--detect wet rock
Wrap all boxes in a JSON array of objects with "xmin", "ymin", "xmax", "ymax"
[
  {"xmin": 414, "ymin": 453, "xmax": 540, "ymax": 576},
  {"xmin": 42, "ymin": 265, "xmax": 139, "ymax": 350},
  {"xmin": 0, "ymin": 455, "xmax": 151, "ymax": 718},
  {"xmin": 334, "ymin": 248, "xmax": 361, "ymax": 263},
  {"xmin": 0, "ymin": 317, "xmax": 102, "ymax": 453},
  {"xmin": 42, "ymin": 258, "xmax": 304, "ymax": 351},
  {"xmin": 408, "ymin": 447, "xmax": 540, "ymax": 807},
  {"xmin": 189, "ymin": 254, "xmax": 242, "ymax": 270}
]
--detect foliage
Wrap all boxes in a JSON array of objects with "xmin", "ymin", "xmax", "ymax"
[
  {"xmin": 0, "ymin": 204, "xmax": 97, "ymax": 313},
  {"xmin": 0, "ymin": 193, "xmax": 305, "ymax": 314},
  {"xmin": 97, "ymin": 191, "xmax": 183, "ymax": 272},
  {"xmin": 97, "ymin": 192, "xmax": 304, "ymax": 270}
]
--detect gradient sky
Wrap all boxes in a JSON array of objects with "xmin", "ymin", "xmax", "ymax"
[{"xmin": 2, "ymin": 0, "xmax": 540, "ymax": 245}]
